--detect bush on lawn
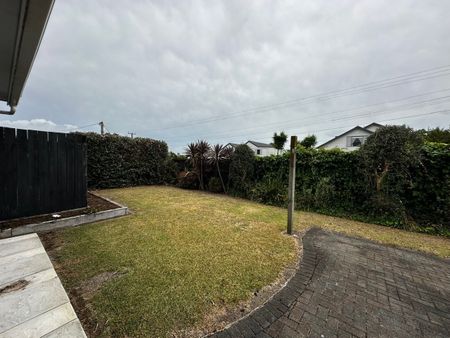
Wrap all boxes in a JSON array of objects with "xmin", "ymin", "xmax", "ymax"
[{"xmin": 84, "ymin": 133, "xmax": 170, "ymax": 188}]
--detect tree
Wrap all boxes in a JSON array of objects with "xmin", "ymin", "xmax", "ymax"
[
  {"xmin": 228, "ymin": 144, "xmax": 255, "ymax": 196},
  {"xmin": 185, "ymin": 140, "xmax": 210, "ymax": 190},
  {"xmin": 196, "ymin": 140, "xmax": 210, "ymax": 190},
  {"xmin": 208, "ymin": 144, "xmax": 233, "ymax": 193},
  {"xmin": 272, "ymin": 132, "xmax": 288, "ymax": 154},
  {"xmin": 300, "ymin": 135, "xmax": 317, "ymax": 148},
  {"xmin": 418, "ymin": 127, "xmax": 450, "ymax": 144},
  {"xmin": 360, "ymin": 125, "xmax": 424, "ymax": 193}
]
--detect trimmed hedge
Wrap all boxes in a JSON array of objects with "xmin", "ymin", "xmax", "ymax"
[
  {"xmin": 84, "ymin": 133, "xmax": 170, "ymax": 188},
  {"xmin": 251, "ymin": 143, "xmax": 450, "ymax": 234}
]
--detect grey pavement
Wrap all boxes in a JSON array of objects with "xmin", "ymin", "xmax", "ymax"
[
  {"xmin": 210, "ymin": 228, "xmax": 450, "ymax": 338},
  {"xmin": 0, "ymin": 233, "xmax": 86, "ymax": 338}
]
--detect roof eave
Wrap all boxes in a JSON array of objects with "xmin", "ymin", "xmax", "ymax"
[{"xmin": 1, "ymin": 0, "xmax": 55, "ymax": 113}]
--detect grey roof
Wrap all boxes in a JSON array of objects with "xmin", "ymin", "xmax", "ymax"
[
  {"xmin": 226, "ymin": 143, "xmax": 240, "ymax": 148},
  {"xmin": 364, "ymin": 122, "xmax": 383, "ymax": 129},
  {"xmin": 0, "ymin": 0, "xmax": 55, "ymax": 112},
  {"xmin": 317, "ymin": 126, "xmax": 373, "ymax": 148},
  {"xmin": 246, "ymin": 140, "xmax": 275, "ymax": 148}
]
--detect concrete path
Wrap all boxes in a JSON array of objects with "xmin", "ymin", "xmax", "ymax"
[
  {"xmin": 0, "ymin": 234, "xmax": 86, "ymax": 338},
  {"xmin": 210, "ymin": 228, "xmax": 450, "ymax": 338}
]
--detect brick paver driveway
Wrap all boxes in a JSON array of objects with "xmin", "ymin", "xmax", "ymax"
[{"xmin": 210, "ymin": 228, "xmax": 450, "ymax": 338}]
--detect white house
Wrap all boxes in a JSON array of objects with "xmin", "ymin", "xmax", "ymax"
[
  {"xmin": 226, "ymin": 141, "xmax": 278, "ymax": 157},
  {"xmin": 318, "ymin": 123, "xmax": 383, "ymax": 151}
]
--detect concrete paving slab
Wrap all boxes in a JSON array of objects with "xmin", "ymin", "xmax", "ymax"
[
  {"xmin": 41, "ymin": 320, "xmax": 86, "ymax": 338},
  {"xmin": 0, "ymin": 233, "xmax": 86, "ymax": 338},
  {"xmin": 0, "ymin": 235, "xmax": 42, "ymax": 258}
]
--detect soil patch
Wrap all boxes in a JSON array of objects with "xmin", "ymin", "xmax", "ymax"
[
  {"xmin": 0, "ymin": 193, "xmax": 120, "ymax": 230},
  {"xmin": 0, "ymin": 279, "xmax": 29, "ymax": 295}
]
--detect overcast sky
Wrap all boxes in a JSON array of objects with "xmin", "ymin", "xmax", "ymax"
[{"xmin": 1, "ymin": 0, "xmax": 450, "ymax": 152}]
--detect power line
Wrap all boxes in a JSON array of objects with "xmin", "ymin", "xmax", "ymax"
[
  {"xmin": 168, "ymin": 108, "xmax": 450, "ymax": 146},
  {"xmin": 148, "ymin": 64, "xmax": 450, "ymax": 132},
  {"xmin": 167, "ymin": 94, "xmax": 450, "ymax": 143}
]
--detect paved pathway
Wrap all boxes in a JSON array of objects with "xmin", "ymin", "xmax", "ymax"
[
  {"xmin": 0, "ymin": 234, "xmax": 86, "ymax": 338},
  {"xmin": 210, "ymin": 228, "xmax": 450, "ymax": 338}
]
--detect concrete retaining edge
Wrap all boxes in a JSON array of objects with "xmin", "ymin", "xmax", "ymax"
[{"xmin": 0, "ymin": 205, "xmax": 129, "ymax": 239}]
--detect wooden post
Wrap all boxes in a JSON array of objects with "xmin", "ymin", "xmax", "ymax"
[
  {"xmin": 99, "ymin": 121, "xmax": 104, "ymax": 135},
  {"xmin": 287, "ymin": 135, "xmax": 297, "ymax": 235}
]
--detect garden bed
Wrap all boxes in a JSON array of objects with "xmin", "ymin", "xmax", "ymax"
[
  {"xmin": 0, "ymin": 193, "xmax": 119, "ymax": 230},
  {"xmin": 0, "ymin": 193, "xmax": 128, "ymax": 238}
]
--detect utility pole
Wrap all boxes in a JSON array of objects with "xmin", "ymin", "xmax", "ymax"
[
  {"xmin": 99, "ymin": 121, "xmax": 104, "ymax": 135},
  {"xmin": 287, "ymin": 135, "xmax": 297, "ymax": 235},
  {"xmin": 128, "ymin": 132, "xmax": 135, "ymax": 139}
]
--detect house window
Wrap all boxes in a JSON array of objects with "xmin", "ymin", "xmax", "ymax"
[
  {"xmin": 350, "ymin": 136, "xmax": 366, "ymax": 147},
  {"xmin": 256, "ymin": 149, "xmax": 261, "ymax": 155}
]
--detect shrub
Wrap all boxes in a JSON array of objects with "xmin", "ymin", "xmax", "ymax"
[
  {"xmin": 250, "ymin": 176, "xmax": 287, "ymax": 206},
  {"xmin": 405, "ymin": 142, "xmax": 450, "ymax": 232},
  {"xmin": 360, "ymin": 125, "xmax": 423, "ymax": 194},
  {"xmin": 177, "ymin": 171, "xmax": 199, "ymax": 190},
  {"xmin": 208, "ymin": 177, "xmax": 223, "ymax": 193},
  {"xmin": 313, "ymin": 177, "xmax": 335, "ymax": 209},
  {"xmin": 84, "ymin": 133, "xmax": 169, "ymax": 188},
  {"xmin": 228, "ymin": 144, "xmax": 256, "ymax": 196}
]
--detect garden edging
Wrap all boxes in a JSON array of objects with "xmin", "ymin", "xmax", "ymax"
[{"xmin": 0, "ymin": 194, "xmax": 129, "ymax": 239}]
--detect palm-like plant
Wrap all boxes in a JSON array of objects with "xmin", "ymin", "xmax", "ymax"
[
  {"xmin": 185, "ymin": 140, "xmax": 210, "ymax": 190},
  {"xmin": 196, "ymin": 140, "xmax": 210, "ymax": 190},
  {"xmin": 208, "ymin": 144, "xmax": 232, "ymax": 193}
]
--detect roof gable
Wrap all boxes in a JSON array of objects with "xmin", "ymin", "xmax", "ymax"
[
  {"xmin": 364, "ymin": 122, "xmax": 383, "ymax": 129},
  {"xmin": 318, "ymin": 126, "xmax": 373, "ymax": 148}
]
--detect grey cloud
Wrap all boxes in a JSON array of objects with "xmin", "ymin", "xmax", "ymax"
[{"xmin": 8, "ymin": 0, "xmax": 450, "ymax": 152}]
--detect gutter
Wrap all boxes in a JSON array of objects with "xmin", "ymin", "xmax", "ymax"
[{"xmin": 0, "ymin": 106, "xmax": 17, "ymax": 115}]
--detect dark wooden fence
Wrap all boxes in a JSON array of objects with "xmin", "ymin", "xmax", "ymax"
[{"xmin": 0, "ymin": 127, "xmax": 87, "ymax": 221}]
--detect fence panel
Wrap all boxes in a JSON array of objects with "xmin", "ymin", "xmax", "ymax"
[{"xmin": 0, "ymin": 127, "xmax": 87, "ymax": 221}]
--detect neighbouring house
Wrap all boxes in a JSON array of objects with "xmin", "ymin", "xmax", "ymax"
[
  {"xmin": 318, "ymin": 123, "xmax": 383, "ymax": 151},
  {"xmin": 226, "ymin": 141, "xmax": 278, "ymax": 157}
]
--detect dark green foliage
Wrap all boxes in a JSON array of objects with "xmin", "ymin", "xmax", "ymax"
[
  {"xmin": 85, "ymin": 133, "xmax": 169, "ymax": 188},
  {"xmin": 177, "ymin": 172, "xmax": 199, "ymax": 190},
  {"xmin": 169, "ymin": 152, "xmax": 188, "ymax": 172},
  {"xmin": 185, "ymin": 140, "xmax": 211, "ymax": 190},
  {"xmin": 272, "ymin": 131, "xmax": 287, "ymax": 154},
  {"xmin": 208, "ymin": 177, "xmax": 223, "ymax": 193},
  {"xmin": 299, "ymin": 135, "xmax": 317, "ymax": 148},
  {"xmin": 208, "ymin": 144, "xmax": 232, "ymax": 193},
  {"xmin": 253, "ymin": 143, "xmax": 449, "ymax": 235},
  {"xmin": 418, "ymin": 127, "xmax": 450, "ymax": 144},
  {"xmin": 405, "ymin": 142, "xmax": 450, "ymax": 233},
  {"xmin": 250, "ymin": 176, "xmax": 287, "ymax": 206},
  {"xmin": 360, "ymin": 125, "xmax": 423, "ymax": 194},
  {"xmin": 228, "ymin": 144, "xmax": 256, "ymax": 196}
]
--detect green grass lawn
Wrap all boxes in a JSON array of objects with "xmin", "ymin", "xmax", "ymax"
[{"xmin": 51, "ymin": 186, "xmax": 450, "ymax": 338}]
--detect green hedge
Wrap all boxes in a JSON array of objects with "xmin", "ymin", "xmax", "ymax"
[
  {"xmin": 251, "ymin": 143, "xmax": 450, "ymax": 234},
  {"xmin": 406, "ymin": 143, "xmax": 450, "ymax": 230},
  {"xmin": 84, "ymin": 133, "xmax": 170, "ymax": 188}
]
